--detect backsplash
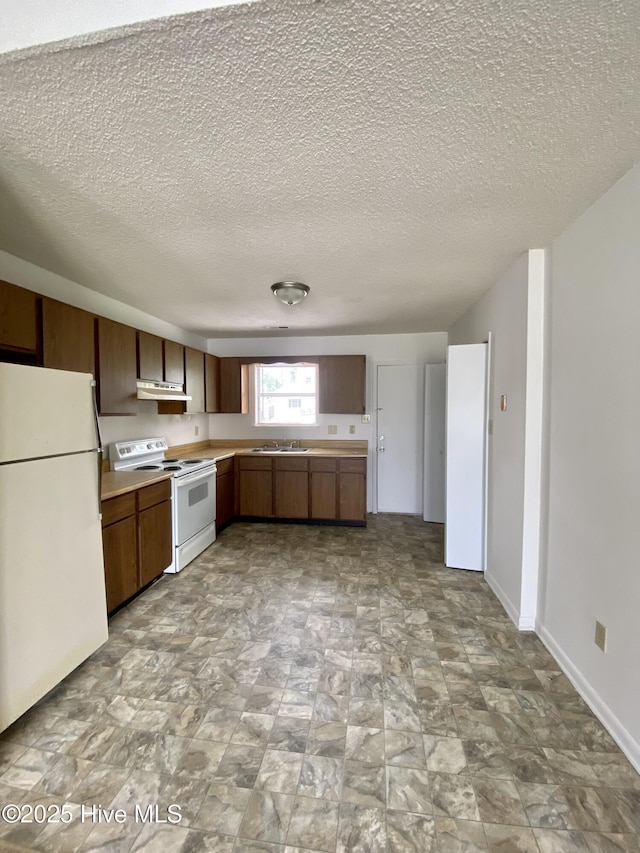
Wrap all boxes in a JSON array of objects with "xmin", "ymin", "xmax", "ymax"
[{"xmin": 99, "ymin": 400, "xmax": 209, "ymax": 459}]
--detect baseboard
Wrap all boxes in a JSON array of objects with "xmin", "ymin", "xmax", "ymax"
[
  {"xmin": 537, "ymin": 622, "xmax": 640, "ymax": 775},
  {"xmin": 485, "ymin": 571, "xmax": 520, "ymax": 628}
]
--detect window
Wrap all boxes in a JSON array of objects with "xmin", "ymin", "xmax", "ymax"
[{"xmin": 253, "ymin": 363, "xmax": 318, "ymax": 426}]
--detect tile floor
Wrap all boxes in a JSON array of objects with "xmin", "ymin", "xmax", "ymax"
[{"xmin": 1, "ymin": 516, "xmax": 639, "ymax": 853}]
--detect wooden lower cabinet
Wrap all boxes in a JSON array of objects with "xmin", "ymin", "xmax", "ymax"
[
  {"xmin": 102, "ymin": 480, "xmax": 172, "ymax": 613},
  {"xmin": 310, "ymin": 471, "xmax": 338, "ymax": 519},
  {"xmin": 102, "ymin": 515, "xmax": 138, "ymax": 613},
  {"xmin": 275, "ymin": 458, "xmax": 309, "ymax": 519},
  {"xmin": 337, "ymin": 458, "xmax": 367, "ymax": 522},
  {"xmin": 309, "ymin": 456, "xmax": 367, "ymax": 522},
  {"xmin": 239, "ymin": 469, "xmax": 273, "ymax": 517},
  {"xmin": 216, "ymin": 457, "xmax": 235, "ymax": 530},
  {"xmin": 339, "ymin": 471, "xmax": 366, "ymax": 521},
  {"xmin": 138, "ymin": 500, "xmax": 172, "ymax": 587},
  {"xmin": 235, "ymin": 454, "xmax": 366, "ymax": 525}
]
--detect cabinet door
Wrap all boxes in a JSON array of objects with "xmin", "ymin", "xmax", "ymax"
[
  {"xmin": 339, "ymin": 473, "xmax": 366, "ymax": 522},
  {"xmin": 274, "ymin": 470, "xmax": 309, "ymax": 518},
  {"xmin": 310, "ymin": 472, "xmax": 337, "ymax": 519},
  {"xmin": 219, "ymin": 357, "xmax": 245, "ymax": 413},
  {"xmin": 163, "ymin": 340, "xmax": 185, "ymax": 385},
  {"xmin": 205, "ymin": 353, "xmax": 220, "ymax": 413},
  {"xmin": 239, "ymin": 469, "xmax": 273, "ymax": 517},
  {"xmin": 185, "ymin": 347, "xmax": 205, "ymax": 413},
  {"xmin": 318, "ymin": 355, "xmax": 366, "ymax": 414},
  {"xmin": 138, "ymin": 499, "xmax": 173, "ymax": 586},
  {"xmin": 0, "ymin": 280, "xmax": 39, "ymax": 358},
  {"xmin": 216, "ymin": 471, "xmax": 235, "ymax": 530},
  {"xmin": 95, "ymin": 318, "xmax": 137, "ymax": 415},
  {"xmin": 102, "ymin": 516, "xmax": 138, "ymax": 613},
  {"xmin": 137, "ymin": 331, "xmax": 164, "ymax": 382},
  {"xmin": 42, "ymin": 298, "xmax": 95, "ymax": 375}
]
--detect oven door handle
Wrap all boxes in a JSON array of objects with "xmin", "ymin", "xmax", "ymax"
[{"xmin": 174, "ymin": 466, "xmax": 217, "ymax": 488}]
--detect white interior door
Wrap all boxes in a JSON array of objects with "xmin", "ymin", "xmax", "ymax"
[
  {"xmin": 423, "ymin": 364, "xmax": 446, "ymax": 523},
  {"xmin": 376, "ymin": 364, "xmax": 424, "ymax": 513},
  {"xmin": 445, "ymin": 344, "xmax": 488, "ymax": 571}
]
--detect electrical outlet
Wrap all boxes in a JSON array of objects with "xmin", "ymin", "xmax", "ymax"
[
  {"xmin": 488, "ymin": 419, "xmax": 494, "ymax": 435},
  {"xmin": 595, "ymin": 620, "xmax": 607, "ymax": 652},
  {"xmin": 361, "ymin": 414, "xmax": 371, "ymax": 424},
  {"xmin": 194, "ymin": 425, "xmax": 199, "ymax": 436},
  {"xmin": 328, "ymin": 425, "xmax": 337, "ymax": 435},
  {"xmin": 349, "ymin": 425, "xmax": 355, "ymax": 434}
]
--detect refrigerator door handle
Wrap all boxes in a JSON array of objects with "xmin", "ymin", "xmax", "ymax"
[{"xmin": 91, "ymin": 380, "xmax": 103, "ymax": 520}]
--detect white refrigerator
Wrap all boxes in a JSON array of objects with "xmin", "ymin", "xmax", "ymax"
[{"xmin": 0, "ymin": 362, "xmax": 108, "ymax": 731}]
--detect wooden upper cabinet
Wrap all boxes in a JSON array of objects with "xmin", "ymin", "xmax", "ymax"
[
  {"xmin": 219, "ymin": 357, "xmax": 247, "ymax": 413},
  {"xmin": 318, "ymin": 355, "xmax": 366, "ymax": 414},
  {"xmin": 137, "ymin": 331, "xmax": 163, "ymax": 382},
  {"xmin": 185, "ymin": 347, "xmax": 205, "ymax": 413},
  {"xmin": 163, "ymin": 340, "xmax": 185, "ymax": 385},
  {"xmin": 95, "ymin": 317, "xmax": 137, "ymax": 415},
  {"xmin": 205, "ymin": 353, "xmax": 220, "ymax": 413},
  {"xmin": 0, "ymin": 279, "xmax": 40, "ymax": 357},
  {"xmin": 42, "ymin": 298, "xmax": 95, "ymax": 375}
]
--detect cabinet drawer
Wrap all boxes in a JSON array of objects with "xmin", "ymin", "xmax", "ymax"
[
  {"xmin": 339, "ymin": 457, "xmax": 366, "ymax": 474},
  {"xmin": 274, "ymin": 457, "xmax": 308, "ymax": 471},
  {"xmin": 102, "ymin": 492, "xmax": 136, "ymax": 527},
  {"xmin": 237, "ymin": 456, "xmax": 273, "ymax": 471},
  {"xmin": 310, "ymin": 457, "xmax": 337, "ymax": 472},
  {"xmin": 137, "ymin": 479, "xmax": 171, "ymax": 512},
  {"xmin": 216, "ymin": 457, "xmax": 234, "ymax": 477}
]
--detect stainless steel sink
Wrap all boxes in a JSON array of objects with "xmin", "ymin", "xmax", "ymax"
[{"xmin": 250, "ymin": 446, "xmax": 310, "ymax": 453}]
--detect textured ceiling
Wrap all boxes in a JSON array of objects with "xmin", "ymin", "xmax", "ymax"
[{"xmin": 1, "ymin": 0, "xmax": 639, "ymax": 338}]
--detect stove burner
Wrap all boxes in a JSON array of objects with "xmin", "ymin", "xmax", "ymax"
[
  {"xmin": 163, "ymin": 465, "xmax": 182, "ymax": 471},
  {"xmin": 164, "ymin": 458, "xmax": 179, "ymax": 463},
  {"xmin": 182, "ymin": 459, "xmax": 203, "ymax": 464},
  {"xmin": 135, "ymin": 464, "xmax": 162, "ymax": 470}
]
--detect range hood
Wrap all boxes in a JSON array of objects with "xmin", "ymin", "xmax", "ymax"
[{"xmin": 136, "ymin": 380, "xmax": 192, "ymax": 401}]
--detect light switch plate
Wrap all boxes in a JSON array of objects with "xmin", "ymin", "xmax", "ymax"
[
  {"xmin": 328, "ymin": 425, "xmax": 337, "ymax": 435},
  {"xmin": 361, "ymin": 414, "xmax": 371, "ymax": 423}
]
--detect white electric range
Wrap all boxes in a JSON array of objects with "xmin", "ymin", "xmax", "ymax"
[{"xmin": 110, "ymin": 437, "xmax": 217, "ymax": 573}]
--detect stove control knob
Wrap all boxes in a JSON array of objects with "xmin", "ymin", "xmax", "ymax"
[{"xmin": 147, "ymin": 442, "xmax": 154, "ymax": 449}]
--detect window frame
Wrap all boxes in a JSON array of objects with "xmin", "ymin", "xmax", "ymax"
[{"xmin": 251, "ymin": 362, "xmax": 319, "ymax": 427}]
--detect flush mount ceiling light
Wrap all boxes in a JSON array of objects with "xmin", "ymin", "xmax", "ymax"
[{"xmin": 271, "ymin": 281, "xmax": 310, "ymax": 305}]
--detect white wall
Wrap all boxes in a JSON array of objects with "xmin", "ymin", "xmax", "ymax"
[
  {"xmin": 448, "ymin": 254, "xmax": 529, "ymax": 623},
  {"xmin": 1, "ymin": 0, "xmax": 253, "ymax": 55},
  {"xmin": 208, "ymin": 333, "xmax": 448, "ymax": 511},
  {"xmin": 537, "ymin": 164, "xmax": 640, "ymax": 771},
  {"xmin": 0, "ymin": 250, "xmax": 210, "ymax": 451}
]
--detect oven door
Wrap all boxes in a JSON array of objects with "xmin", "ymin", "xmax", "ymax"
[{"xmin": 174, "ymin": 465, "xmax": 217, "ymax": 547}]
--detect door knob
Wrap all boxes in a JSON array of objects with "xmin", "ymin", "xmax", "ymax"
[
  {"xmin": 378, "ymin": 446, "xmax": 385, "ymax": 452},
  {"xmin": 379, "ymin": 435, "xmax": 385, "ymax": 441}
]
